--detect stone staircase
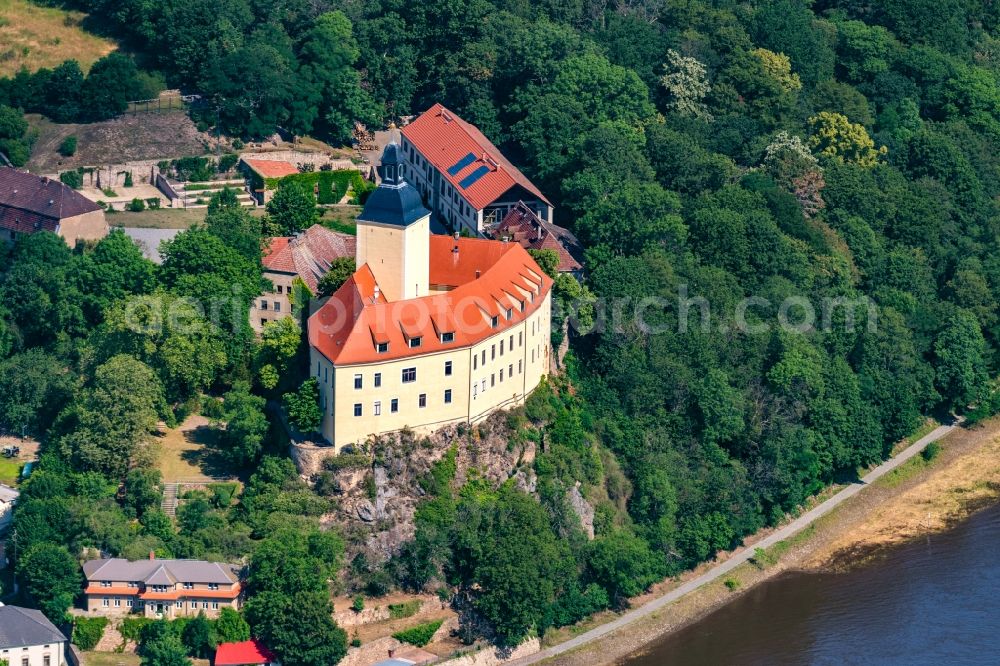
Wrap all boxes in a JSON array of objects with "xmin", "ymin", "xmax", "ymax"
[{"xmin": 161, "ymin": 483, "xmax": 179, "ymax": 517}]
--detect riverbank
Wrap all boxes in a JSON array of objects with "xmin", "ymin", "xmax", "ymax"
[{"xmin": 523, "ymin": 416, "xmax": 1000, "ymax": 666}]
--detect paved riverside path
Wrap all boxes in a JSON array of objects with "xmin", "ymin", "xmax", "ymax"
[{"xmin": 511, "ymin": 420, "xmax": 960, "ymax": 665}]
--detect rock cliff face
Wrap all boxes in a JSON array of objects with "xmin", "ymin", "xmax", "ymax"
[{"xmin": 315, "ymin": 412, "xmax": 540, "ymax": 559}]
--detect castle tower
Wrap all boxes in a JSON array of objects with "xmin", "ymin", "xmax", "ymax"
[{"xmin": 355, "ymin": 141, "xmax": 431, "ymax": 302}]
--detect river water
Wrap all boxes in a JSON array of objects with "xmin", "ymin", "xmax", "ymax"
[{"xmin": 622, "ymin": 503, "xmax": 1000, "ymax": 665}]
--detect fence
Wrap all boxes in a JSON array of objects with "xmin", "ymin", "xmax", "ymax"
[{"xmin": 126, "ymin": 90, "xmax": 201, "ymax": 114}]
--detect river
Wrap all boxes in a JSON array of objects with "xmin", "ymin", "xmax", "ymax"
[{"xmin": 622, "ymin": 503, "xmax": 1000, "ymax": 665}]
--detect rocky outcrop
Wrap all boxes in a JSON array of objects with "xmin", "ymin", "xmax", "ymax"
[
  {"xmin": 568, "ymin": 481, "xmax": 595, "ymax": 540},
  {"xmin": 320, "ymin": 413, "xmax": 535, "ymax": 560}
]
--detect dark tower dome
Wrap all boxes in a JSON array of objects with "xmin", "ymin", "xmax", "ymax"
[{"xmin": 359, "ymin": 142, "xmax": 430, "ymax": 227}]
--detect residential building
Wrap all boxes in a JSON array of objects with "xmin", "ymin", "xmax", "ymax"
[
  {"xmin": 253, "ymin": 224, "xmax": 356, "ymax": 332},
  {"xmin": 241, "ymin": 158, "xmax": 300, "ymax": 204},
  {"xmin": 492, "ymin": 201, "xmax": 583, "ymax": 276},
  {"xmin": 215, "ymin": 639, "xmax": 280, "ymax": 666},
  {"xmin": 81, "ymin": 556, "xmax": 242, "ymax": 620},
  {"xmin": 400, "ymin": 103, "xmax": 553, "ymax": 235},
  {"xmin": 0, "ymin": 484, "xmax": 18, "ymax": 533},
  {"xmin": 308, "ymin": 142, "xmax": 552, "ymax": 451},
  {"xmin": 0, "ymin": 604, "xmax": 69, "ymax": 666},
  {"xmin": 0, "ymin": 167, "xmax": 107, "ymax": 246}
]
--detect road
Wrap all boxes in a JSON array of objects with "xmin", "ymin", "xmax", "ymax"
[{"xmin": 511, "ymin": 420, "xmax": 960, "ymax": 665}]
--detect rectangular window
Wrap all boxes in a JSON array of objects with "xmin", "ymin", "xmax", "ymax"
[
  {"xmin": 354, "ymin": 374, "xmax": 362, "ymax": 389},
  {"xmin": 374, "ymin": 372, "xmax": 382, "ymax": 387},
  {"xmin": 419, "ymin": 394, "xmax": 427, "ymax": 408},
  {"xmin": 473, "ymin": 355, "xmax": 477, "ymax": 370},
  {"xmin": 491, "ymin": 315, "xmax": 499, "ymax": 328},
  {"xmin": 274, "ymin": 302, "xmax": 281, "ymax": 312},
  {"xmin": 212, "ymin": 602, "xmax": 219, "ymax": 610},
  {"xmin": 324, "ymin": 366, "xmax": 328, "ymax": 383},
  {"xmin": 509, "ymin": 364, "xmax": 513, "ymax": 377},
  {"xmin": 208, "ymin": 583, "xmax": 218, "ymax": 591},
  {"xmin": 203, "ymin": 601, "xmax": 209, "ymax": 609},
  {"xmin": 441, "ymin": 331, "xmax": 454, "ymax": 343},
  {"xmin": 491, "ymin": 345, "xmax": 496, "ymax": 360},
  {"xmin": 101, "ymin": 581, "xmax": 111, "ymax": 588},
  {"xmin": 260, "ymin": 300, "xmax": 268, "ymax": 310},
  {"xmin": 519, "ymin": 360, "xmax": 523, "ymax": 374},
  {"xmin": 103, "ymin": 598, "xmax": 109, "ymax": 607},
  {"xmin": 374, "ymin": 401, "xmax": 381, "ymax": 416},
  {"xmin": 402, "ymin": 367, "xmax": 416, "ymax": 383},
  {"xmin": 506, "ymin": 308, "xmax": 513, "ymax": 320},
  {"xmin": 261, "ymin": 319, "xmax": 268, "ymax": 327},
  {"xmin": 444, "ymin": 389, "xmax": 452, "ymax": 404},
  {"xmin": 114, "ymin": 598, "xmax": 121, "ymax": 607},
  {"xmin": 176, "ymin": 601, "xmax": 183, "ymax": 608},
  {"xmin": 277, "ymin": 285, "xmax": 283, "ymax": 294},
  {"xmin": 491, "ymin": 374, "xmax": 495, "ymax": 387},
  {"xmin": 353, "ymin": 403, "xmax": 362, "ymax": 417},
  {"xmin": 408, "ymin": 336, "xmax": 422, "ymax": 348},
  {"xmin": 532, "ymin": 350, "xmax": 535, "ymax": 362},
  {"xmin": 520, "ymin": 299, "xmax": 525, "ymax": 312},
  {"xmin": 126, "ymin": 598, "xmax": 133, "ymax": 607},
  {"xmin": 445, "ymin": 361, "xmax": 453, "ymax": 376},
  {"xmin": 473, "ymin": 384, "xmax": 477, "ymax": 399},
  {"xmin": 391, "ymin": 398, "xmax": 399, "ymax": 413},
  {"xmin": 500, "ymin": 369, "xmax": 504, "ymax": 382},
  {"xmin": 481, "ymin": 350, "xmax": 486, "ymax": 365},
  {"xmin": 183, "ymin": 583, "xmax": 193, "ymax": 590},
  {"xmin": 500, "ymin": 340, "xmax": 504, "ymax": 355},
  {"xmin": 510, "ymin": 335, "xmax": 514, "ymax": 349},
  {"xmin": 376, "ymin": 342, "xmax": 389, "ymax": 353}
]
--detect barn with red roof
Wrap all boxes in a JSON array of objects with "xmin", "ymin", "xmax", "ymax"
[
  {"xmin": 400, "ymin": 103, "xmax": 553, "ymax": 235},
  {"xmin": 214, "ymin": 638, "xmax": 279, "ymax": 666}
]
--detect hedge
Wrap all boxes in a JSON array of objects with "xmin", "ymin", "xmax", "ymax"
[
  {"xmin": 387, "ymin": 600, "xmax": 421, "ymax": 619},
  {"xmin": 72, "ymin": 617, "xmax": 108, "ymax": 650},
  {"xmin": 265, "ymin": 170, "xmax": 365, "ymax": 205},
  {"xmin": 392, "ymin": 619, "xmax": 443, "ymax": 647}
]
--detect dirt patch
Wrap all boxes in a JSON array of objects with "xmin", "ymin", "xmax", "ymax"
[{"xmin": 26, "ymin": 112, "xmax": 212, "ymax": 173}]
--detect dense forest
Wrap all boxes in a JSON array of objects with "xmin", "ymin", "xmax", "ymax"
[{"xmin": 6, "ymin": 0, "xmax": 1000, "ymax": 662}]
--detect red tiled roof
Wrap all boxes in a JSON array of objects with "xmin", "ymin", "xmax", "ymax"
[
  {"xmin": 401, "ymin": 103, "xmax": 551, "ymax": 211},
  {"xmin": 263, "ymin": 224, "xmax": 357, "ymax": 292},
  {"xmin": 215, "ymin": 639, "xmax": 276, "ymax": 666},
  {"xmin": 309, "ymin": 236, "xmax": 550, "ymax": 366},
  {"xmin": 494, "ymin": 202, "xmax": 582, "ymax": 273},
  {"xmin": 0, "ymin": 167, "xmax": 101, "ymax": 234},
  {"xmin": 242, "ymin": 159, "xmax": 300, "ymax": 180}
]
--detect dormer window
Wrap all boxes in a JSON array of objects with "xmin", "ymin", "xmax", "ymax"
[
  {"xmin": 440, "ymin": 331, "xmax": 454, "ymax": 343},
  {"xmin": 506, "ymin": 308, "xmax": 513, "ymax": 320},
  {"xmin": 491, "ymin": 315, "xmax": 499, "ymax": 328},
  {"xmin": 376, "ymin": 342, "xmax": 389, "ymax": 353},
  {"xmin": 519, "ymin": 300, "xmax": 526, "ymax": 312},
  {"xmin": 408, "ymin": 336, "xmax": 422, "ymax": 348}
]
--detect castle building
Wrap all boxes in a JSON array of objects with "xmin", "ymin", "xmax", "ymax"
[
  {"xmin": 399, "ymin": 104, "xmax": 553, "ymax": 235},
  {"xmin": 308, "ymin": 143, "xmax": 552, "ymax": 451}
]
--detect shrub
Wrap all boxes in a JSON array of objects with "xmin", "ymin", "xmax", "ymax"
[
  {"xmin": 323, "ymin": 453, "xmax": 369, "ymax": 472},
  {"xmin": 352, "ymin": 595, "xmax": 364, "ymax": 612},
  {"xmin": 387, "ymin": 600, "xmax": 421, "ymax": 620},
  {"xmin": 59, "ymin": 170, "xmax": 83, "ymax": 189},
  {"xmin": 127, "ymin": 197, "xmax": 146, "ymax": 212},
  {"xmin": 218, "ymin": 153, "xmax": 239, "ymax": 173},
  {"xmin": 72, "ymin": 616, "xmax": 108, "ymax": 650},
  {"xmin": 209, "ymin": 482, "xmax": 239, "ymax": 507},
  {"xmin": 392, "ymin": 620, "xmax": 443, "ymax": 647},
  {"xmin": 231, "ymin": 138, "xmax": 244, "ymax": 150},
  {"xmin": 922, "ymin": 442, "xmax": 942, "ymax": 462},
  {"xmin": 351, "ymin": 637, "xmax": 361, "ymax": 648},
  {"xmin": 59, "ymin": 135, "xmax": 77, "ymax": 156},
  {"xmin": 724, "ymin": 578, "xmax": 740, "ymax": 591},
  {"xmin": 146, "ymin": 197, "xmax": 161, "ymax": 209},
  {"xmin": 121, "ymin": 617, "xmax": 153, "ymax": 642},
  {"xmin": 124, "ymin": 171, "xmax": 134, "ymax": 187}
]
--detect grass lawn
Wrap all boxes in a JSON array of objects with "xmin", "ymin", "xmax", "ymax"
[
  {"xmin": 82, "ymin": 653, "xmax": 142, "ymax": 666},
  {"xmin": 321, "ymin": 205, "xmax": 360, "ymax": 235},
  {"xmin": 155, "ymin": 415, "xmax": 233, "ymax": 482},
  {"xmin": 0, "ymin": 458, "xmax": 20, "ymax": 486},
  {"xmin": 108, "ymin": 207, "xmax": 209, "ymax": 229},
  {"xmin": 0, "ymin": 0, "xmax": 117, "ymax": 76}
]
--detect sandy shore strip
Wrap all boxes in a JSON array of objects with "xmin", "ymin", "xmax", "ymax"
[{"xmin": 520, "ymin": 416, "xmax": 1000, "ymax": 666}]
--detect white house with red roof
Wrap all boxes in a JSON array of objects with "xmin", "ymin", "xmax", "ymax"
[
  {"xmin": 400, "ymin": 104, "xmax": 553, "ymax": 235},
  {"xmin": 253, "ymin": 224, "xmax": 356, "ymax": 331},
  {"xmin": 308, "ymin": 142, "xmax": 552, "ymax": 451}
]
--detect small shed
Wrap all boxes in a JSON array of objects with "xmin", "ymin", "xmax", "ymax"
[
  {"xmin": 241, "ymin": 159, "xmax": 300, "ymax": 204},
  {"xmin": 215, "ymin": 639, "xmax": 279, "ymax": 666}
]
